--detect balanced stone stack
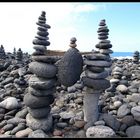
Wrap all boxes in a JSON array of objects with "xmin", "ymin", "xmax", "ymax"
[
  {"xmin": 133, "ymin": 51, "xmax": 139, "ymax": 64},
  {"xmin": 0, "ymin": 45, "xmax": 6, "ymax": 59},
  {"xmin": 82, "ymin": 19, "xmax": 112, "ymax": 128},
  {"xmin": 58, "ymin": 37, "xmax": 83, "ymax": 87},
  {"xmin": 24, "ymin": 11, "xmax": 57, "ymax": 132},
  {"xmin": 16, "ymin": 48, "xmax": 23, "ymax": 65}
]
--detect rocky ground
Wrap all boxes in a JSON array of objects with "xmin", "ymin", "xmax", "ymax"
[{"xmin": 0, "ymin": 56, "xmax": 140, "ymax": 138}]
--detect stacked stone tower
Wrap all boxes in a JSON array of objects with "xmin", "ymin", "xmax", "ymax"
[
  {"xmin": 0, "ymin": 45, "xmax": 6, "ymax": 59},
  {"xmin": 82, "ymin": 19, "xmax": 112, "ymax": 129},
  {"xmin": 133, "ymin": 51, "xmax": 139, "ymax": 63},
  {"xmin": 16, "ymin": 48, "xmax": 23, "ymax": 62},
  {"xmin": 24, "ymin": 11, "xmax": 57, "ymax": 132}
]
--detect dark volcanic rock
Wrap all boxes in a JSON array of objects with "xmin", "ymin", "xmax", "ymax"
[{"xmin": 58, "ymin": 48, "xmax": 83, "ymax": 87}]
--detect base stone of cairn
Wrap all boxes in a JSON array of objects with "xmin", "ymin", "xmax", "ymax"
[
  {"xmin": 133, "ymin": 51, "xmax": 139, "ymax": 64},
  {"xmin": 24, "ymin": 11, "xmax": 57, "ymax": 132},
  {"xmin": 58, "ymin": 37, "xmax": 83, "ymax": 87},
  {"xmin": 82, "ymin": 19, "xmax": 112, "ymax": 129}
]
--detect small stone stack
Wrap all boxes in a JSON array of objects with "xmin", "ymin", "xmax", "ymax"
[
  {"xmin": 16, "ymin": 48, "xmax": 23, "ymax": 65},
  {"xmin": 0, "ymin": 45, "xmax": 6, "ymax": 59},
  {"xmin": 24, "ymin": 11, "xmax": 57, "ymax": 133},
  {"xmin": 82, "ymin": 19, "xmax": 112, "ymax": 128},
  {"xmin": 133, "ymin": 51, "xmax": 139, "ymax": 64}
]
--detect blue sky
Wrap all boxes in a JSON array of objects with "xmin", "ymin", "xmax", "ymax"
[{"xmin": 0, "ymin": 2, "xmax": 140, "ymax": 54}]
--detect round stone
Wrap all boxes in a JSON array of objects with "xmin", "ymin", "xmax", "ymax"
[
  {"xmin": 69, "ymin": 44, "xmax": 77, "ymax": 48},
  {"xmin": 29, "ymin": 87, "xmax": 55, "ymax": 97},
  {"xmin": 24, "ymin": 93, "xmax": 54, "ymax": 108},
  {"xmin": 29, "ymin": 75, "xmax": 56, "ymax": 90},
  {"xmin": 33, "ymin": 39, "xmax": 50, "ymax": 46},
  {"xmin": 86, "ymin": 125, "xmax": 116, "ymax": 138},
  {"xmin": 29, "ymin": 62, "xmax": 57, "ymax": 78},
  {"xmin": 131, "ymin": 106, "xmax": 140, "ymax": 122},
  {"xmin": 27, "ymin": 106, "xmax": 51, "ymax": 119},
  {"xmin": 82, "ymin": 77, "xmax": 110, "ymax": 90},
  {"xmin": 26, "ymin": 113, "xmax": 53, "ymax": 132},
  {"xmin": 58, "ymin": 48, "xmax": 83, "ymax": 87},
  {"xmin": 116, "ymin": 85, "xmax": 128, "ymax": 93}
]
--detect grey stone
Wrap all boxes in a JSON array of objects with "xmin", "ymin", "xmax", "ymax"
[
  {"xmin": 99, "ymin": 49, "xmax": 113, "ymax": 54},
  {"xmin": 58, "ymin": 48, "xmax": 83, "ymax": 87},
  {"xmin": 95, "ymin": 43, "xmax": 112, "ymax": 49},
  {"xmin": 59, "ymin": 111, "xmax": 75, "ymax": 120},
  {"xmin": 28, "ymin": 129, "xmax": 49, "ymax": 138},
  {"xmin": 29, "ymin": 86, "xmax": 55, "ymax": 97},
  {"xmin": 33, "ymin": 39, "xmax": 50, "ymax": 46},
  {"xmin": 27, "ymin": 106, "xmax": 51, "ymax": 119},
  {"xmin": 117, "ymin": 104, "xmax": 131, "ymax": 118},
  {"xmin": 24, "ymin": 92, "xmax": 54, "ymax": 108},
  {"xmin": 7, "ymin": 117, "xmax": 26, "ymax": 125},
  {"xmin": 2, "ymin": 123, "xmax": 15, "ymax": 131},
  {"xmin": 85, "ymin": 70, "xmax": 109, "ymax": 79},
  {"xmin": 37, "ymin": 31, "xmax": 49, "ymax": 37},
  {"xmin": 86, "ymin": 125, "xmax": 116, "ymax": 138},
  {"xmin": 126, "ymin": 125, "xmax": 140, "ymax": 138},
  {"xmin": 116, "ymin": 85, "xmax": 128, "ymax": 93},
  {"xmin": 29, "ymin": 75, "xmax": 56, "ymax": 90},
  {"xmin": 29, "ymin": 62, "xmax": 57, "ymax": 78},
  {"xmin": 26, "ymin": 113, "xmax": 52, "ymax": 132},
  {"xmin": 15, "ymin": 108, "xmax": 28, "ymax": 119},
  {"xmin": 1, "ymin": 77, "xmax": 14, "ymax": 85},
  {"xmin": 102, "ymin": 113, "xmax": 121, "ymax": 131},
  {"xmin": 33, "ymin": 45, "xmax": 46, "ymax": 52},
  {"xmin": 56, "ymin": 122, "xmax": 68, "ymax": 128},
  {"xmin": 86, "ymin": 66, "xmax": 105, "ymax": 73},
  {"xmin": 120, "ymin": 115, "xmax": 135, "ymax": 127},
  {"xmin": 67, "ymin": 86, "xmax": 76, "ymax": 93},
  {"xmin": 82, "ymin": 77, "xmax": 110, "ymax": 90},
  {"xmin": 129, "ymin": 93, "xmax": 140, "ymax": 103},
  {"xmin": 131, "ymin": 106, "xmax": 140, "ymax": 122},
  {"xmin": 31, "ymin": 55, "xmax": 60, "ymax": 63},
  {"xmin": 10, "ymin": 123, "xmax": 26, "ymax": 135},
  {"xmin": 84, "ymin": 60, "xmax": 112, "ymax": 67},
  {"xmin": 0, "ymin": 134, "xmax": 12, "ymax": 138}
]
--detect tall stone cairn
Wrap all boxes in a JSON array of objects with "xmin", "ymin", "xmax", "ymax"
[
  {"xmin": 82, "ymin": 19, "xmax": 112, "ymax": 129},
  {"xmin": 133, "ymin": 51, "xmax": 139, "ymax": 63},
  {"xmin": 0, "ymin": 45, "xmax": 6, "ymax": 59},
  {"xmin": 24, "ymin": 11, "xmax": 57, "ymax": 132}
]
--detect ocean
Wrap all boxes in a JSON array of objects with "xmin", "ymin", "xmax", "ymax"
[{"xmin": 110, "ymin": 52, "xmax": 133, "ymax": 59}]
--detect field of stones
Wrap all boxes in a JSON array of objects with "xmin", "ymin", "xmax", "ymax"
[{"xmin": 0, "ymin": 11, "xmax": 140, "ymax": 138}]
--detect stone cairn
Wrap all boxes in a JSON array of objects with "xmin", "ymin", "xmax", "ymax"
[
  {"xmin": 15, "ymin": 48, "xmax": 23, "ymax": 65},
  {"xmin": 133, "ymin": 51, "xmax": 139, "ymax": 64},
  {"xmin": 0, "ymin": 45, "xmax": 6, "ymax": 59},
  {"xmin": 24, "ymin": 11, "xmax": 57, "ymax": 133},
  {"xmin": 82, "ymin": 19, "xmax": 112, "ymax": 129}
]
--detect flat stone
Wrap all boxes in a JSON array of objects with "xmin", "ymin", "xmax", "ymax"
[
  {"xmin": 56, "ymin": 122, "xmax": 68, "ymax": 128},
  {"xmin": 82, "ymin": 77, "xmax": 110, "ymax": 90},
  {"xmin": 58, "ymin": 48, "xmax": 83, "ymax": 87},
  {"xmin": 84, "ymin": 60, "xmax": 112, "ymax": 67},
  {"xmin": 0, "ymin": 134, "xmax": 12, "ymax": 138},
  {"xmin": 117, "ymin": 104, "xmax": 131, "ymax": 118},
  {"xmin": 86, "ymin": 125, "xmax": 116, "ymax": 138},
  {"xmin": 85, "ymin": 70, "xmax": 109, "ymax": 79},
  {"xmin": 26, "ymin": 113, "xmax": 52, "ymax": 132},
  {"xmin": 33, "ymin": 45, "xmax": 46, "ymax": 52},
  {"xmin": 31, "ymin": 55, "xmax": 61, "ymax": 63},
  {"xmin": 97, "ymin": 28, "xmax": 109, "ymax": 33},
  {"xmin": 37, "ymin": 31, "xmax": 49, "ymax": 37},
  {"xmin": 94, "ymin": 120, "xmax": 105, "ymax": 126},
  {"xmin": 38, "ymin": 26, "xmax": 47, "ymax": 31},
  {"xmin": 28, "ymin": 129, "xmax": 49, "ymax": 138},
  {"xmin": 95, "ymin": 43, "xmax": 112, "ymax": 49},
  {"xmin": 1, "ymin": 77, "xmax": 14, "ymax": 85},
  {"xmin": 35, "ymin": 36, "xmax": 49, "ymax": 41},
  {"xmin": 86, "ymin": 66, "xmax": 105, "ymax": 73},
  {"xmin": 7, "ymin": 117, "xmax": 26, "ymax": 125},
  {"xmin": 59, "ymin": 111, "xmax": 75, "ymax": 119},
  {"xmin": 15, "ymin": 108, "xmax": 28, "ymax": 119},
  {"xmin": 24, "ymin": 93, "xmax": 54, "ymax": 108},
  {"xmin": 98, "ymin": 36, "xmax": 108, "ymax": 40},
  {"xmin": 99, "ymin": 49, "xmax": 113, "ymax": 54},
  {"xmin": 15, "ymin": 127, "xmax": 33, "ymax": 138},
  {"xmin": 27, "ymin": 106, "xmax": 51, "ymax": 119},
  {"xmin": 29, "ymin": 86, "xmax": 55, "ymax": 97},
  {"xmin": 29, "ymin": 62, "xmax": 57, "ymax": 78},
  {"xmin": 84, "ymin": 53, "xmax": 110, "ymax": 60},
  {"xmin": 131, "ymin": 106, "xmax": 140, "ymax": 122},
  {"xmin": 29, "ymin": 75, "xmax": 56, "ymax": 90},
  {"xmin": 2, "ymin": 123, "xmax": 14, "ymax": 131},
  {"xmin": 98, "ymin": 32, "xmax": 108, "ymax": 35},
  {"xmin": 36, "ymin": 22, "xmax": 51, "ymax": 29}
]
